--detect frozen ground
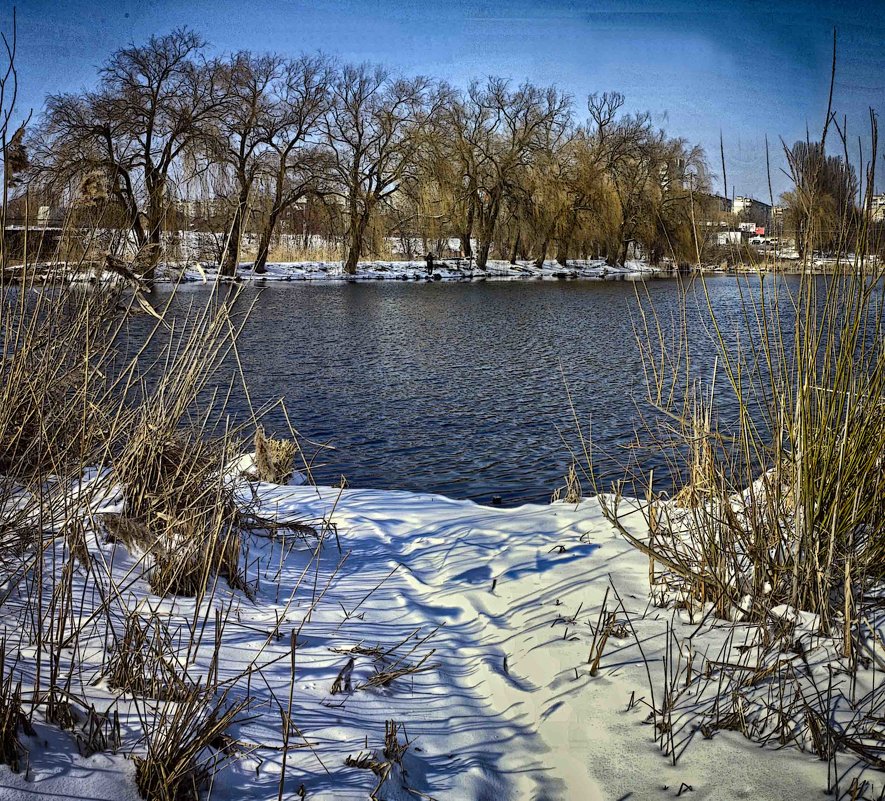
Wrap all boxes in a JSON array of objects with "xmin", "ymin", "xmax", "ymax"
[
  {"xmin": 4, "ymin": 258, "xmax": 662, "ymax": 286},
  {"xmin": 0, "ymin": 470, "xmax": 876, "ymax": 801},
  {"xmin": 161, "ymin": 258, "xmax": 659, "ymax": 284}
]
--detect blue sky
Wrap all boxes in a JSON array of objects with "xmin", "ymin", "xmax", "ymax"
[{"xmin": 2, "ymin": 0, "xmax": 883, "ymax": 199}]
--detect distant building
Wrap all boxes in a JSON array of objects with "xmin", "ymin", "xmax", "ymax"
[
  {"xmin": 872, "ymin": 194, "xmax": 885, "ymax": 222},
  {"xmin": 733, "ymin": 196, "xmax": 772, "ymax": 228},
  {"xmin": 175, "ymin": 198, "xmax": 228, "ymax": 221},
  {"xmin": 659, "ymin": 156, "xmax": 688, "ymax": 191},
  {"xmin": 717, "ymin": 230, "xmax": 744, "ymax": 246},
  {"xmin": 706, "ymin": 194, "xmax": 733, "ymax": 214},
  {"xmin": 770, "ymin": 205, "xmax": 786, "ymax": 237}
]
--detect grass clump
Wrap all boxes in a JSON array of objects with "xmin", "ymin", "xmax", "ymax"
[
  {"xmin": 0, "ymin": 285, "xmax": 123, "ymax": 480},
  {"xmin": 551, "ymin": 461, "xmax": 583, "ymax": 504},
  {"xmin": 109, "ymin": 293, "xmax": 254, "ymax": 598},
  {"xmin": 0, "ymin": 643, "xmax": 32, "ymax": 773},
  {"xmin": 595, "ymin": 65, "xmax": 885, "ymax": 787},
  {"xmin": 106, "ymin": 611, "xmax": 192, "ymax": 701},
  {"xmin": 134, "ymin": 689, "xmax": 246, "ymax": 801},
  {"xmin": 114, "ymin": 430, "xmax": 246, "ymax": 597},
  {"xmin": 612, "ymin": 263, "xmax": 885, "ymax": 632},
  {"xmin": 254, "ymin": 425, "xmax": 298, "ymax": 484}
]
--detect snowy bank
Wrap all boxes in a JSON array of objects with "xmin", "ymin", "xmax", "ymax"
[
  {"xmin": 157, "ymin": 258, "xmax": 661, "ymax": 284},
  {"xmin": 0, "ymin": 474, "xmax": 869, "ymax": 801}
]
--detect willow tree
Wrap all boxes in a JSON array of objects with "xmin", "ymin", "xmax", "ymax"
[
  {"xmin": 435, "ymin": 78, "xmax": 571, "ymax": 269},
  {"xmin": 587, "ymin": 92, "xmax": 671, "ymax": 265},
  {"xmin": 551, "ymin": 128, "xmax": 616, "ymax": 265},
  {"xmin": 782, "ymin": 140, "xmax": 858, "ymax": 262}
]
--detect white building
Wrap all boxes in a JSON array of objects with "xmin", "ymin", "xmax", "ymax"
[{"xmin": 717, "ymin": 230, "xmax": 743, "ymax": 246}]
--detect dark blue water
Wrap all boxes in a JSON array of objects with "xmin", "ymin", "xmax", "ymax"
[{"xmin": 142, "ymin": 274, "xmax": 804, "ymax": 505}]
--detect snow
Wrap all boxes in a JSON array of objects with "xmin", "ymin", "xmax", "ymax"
[
  {"xmin": 3, "ymin": 257, "xmax": 665, "ymax": 286},
  {"xmin": 0, "ymin": 469, "xmax": 872, "ymax": 801},
  {"xmin": 158, "ymin": 258, "xmax": 663, "ymax": 284}
]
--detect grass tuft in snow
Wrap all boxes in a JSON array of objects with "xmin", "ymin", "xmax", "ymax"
[
  {"xmin": 134, "ymin": 687, "xmax": 247, "ymax": 801},
  {"xmin": 253, "ymin": 425, "xmax": 299, "ymax": 484},
  {"xmin": 0, "ymin": 642, "xmax": 32, "ymax": 773},
  {"xmin": 106, "ymin": 611, "xmax": 194, "ymax": 702}
]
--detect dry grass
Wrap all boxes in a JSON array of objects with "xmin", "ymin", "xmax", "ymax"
[
  {"xmin": 0, "ymin": 263, "xmax": 266, "ymax": 798},
  {"xmin": 0, "ymin": 29, "xmax": 424, "ymax": 801},
  {"xmin": 114, "ymin": 432, "xmax": 246, "ymax": 597},
  {"xmin": 0, "ymin": 642, "xmax": 30, "ymax": 773},
  {"xmin": 108, "ymin": 290, "xmax": 255, "ymax": 598},
  {"xmin": 594, "ymin": 68, "xmax": 885, "ymax": 791},
  {"xmin": 0, "ymin": 284, "xmax": 122, "ymax": 480},
  {"xmin": 0, "ymin": 224, "xmax": 342, "ymax": 800},
  {"xmin": 134, "ymin": 688, "xmax": 247, "ymax": 801},
  {"xmin": 265, "ymin": 241, "xmax": 343, "ymax": 264},
  {"xmin": 551, "ymin": 461, "xmax": 582, "ymax": 504},
  {"xmin": 105, "ymin": 611, "xmax": 193, "ymax": 701},
  {"xmin": 345, "ymin": 720, "xmax": 415, "ymax": 800},
  {"xmin": 254, "ymin": 425, "xmax": 298, "ymax": 484}
]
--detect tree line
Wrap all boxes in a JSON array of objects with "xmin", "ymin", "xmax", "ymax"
[{"xmin": 14, "ymin": 28, "xmax": 877, "ymax": 277}]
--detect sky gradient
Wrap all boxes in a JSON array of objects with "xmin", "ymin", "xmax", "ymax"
[{"xmin": 2, "ymin": 0, "xmax": 883, "ymax": 199}]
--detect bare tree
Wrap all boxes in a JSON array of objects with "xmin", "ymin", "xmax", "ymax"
[
  {"xmin": 41, "ymin": 29, "xmax": 228, "ymax": 278},
  {"xmin": 30, "ymin": 27, "xmax": 714, "ymax": 275},
  {"xmin": 209, "ymin": 52, "xmax": 282, "ymax": 276},
  {"xmin": 252, "ymin": 55, "xmax": 331, "ymax": 274},
  {"xmin": 324, "ymin": 63, "xmax": 434, "ymax": 274}
]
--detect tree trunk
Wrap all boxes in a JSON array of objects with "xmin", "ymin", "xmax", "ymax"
[
  {"xmin": 139, "ymin": 221, "xmax": 162, "ymax": 282},
  {"xmin": 556, "ymin": 211, "xmax": 577, "ymax": 266},
  {"xmin": 115, "ymin": 192, "xmax": 147, "ymax": 258},
  {"xmin": 110, "ymin": 166, "xmax": 149, "ymax": 274},
  {"xmin": 475, "ymin": 236, "xmax": 492, "ymax": 270},
  {"xmin": 798, "ymin": 217, "xmax": 810, "ymax": 264},
  {"xmin": 301, "ymin": 195, "xmax": 311, "ymax": 250},
  {"xmin": 534, "ymin": 238, "xmax": 548, "ymax": 270},
  {"xmin": 474, "ymin": 195, "xmax": 501, "ymax": 271},
  {"xmin": 254, "ymin": 208, "xmax": 281, "ymax": 275},
  {"xmin": 345, "ymin": 208, "xmax": 370, "ymax": 275},
  {"xmin": 221, "ymin": 192, "xmax": 248, "ymax": 278},
  {"xmin": 509, "ymin": 233, "xmax": 520, "ymax": 265},
  {"xmin": 460, "ymin": 200, "xmax": 475, "ymax": 258},
  {"xmin": 141, "ymin": 174, "xmax": 167, "ymax": 282}
]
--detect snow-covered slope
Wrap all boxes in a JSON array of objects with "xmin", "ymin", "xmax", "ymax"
[{"xmin": 0, "ymin": 478, "xmax": 859, "ymax": 801}]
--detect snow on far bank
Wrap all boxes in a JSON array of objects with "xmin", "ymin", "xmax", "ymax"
[
  {"xmin": 0, "ymin": 475, "xmax": 867, "ymax": 801},
  {"xmin": 2, "ymin": 257, "xmax": 664, "ymax": 286},
  {"xmin": 159, "ymin": 258, "xmax": 661, "ymax": 284}
]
